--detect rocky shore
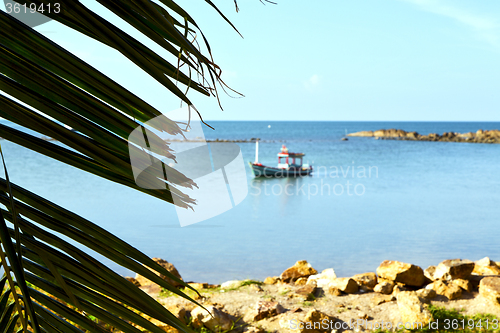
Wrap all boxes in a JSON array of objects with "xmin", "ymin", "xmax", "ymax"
[
  {"xmin": 126, "ymin": 257, "xmax": 500, "ymax": 333},
  {"xmin": 347, "ymin": 129, "xmax": 500, "ymax": 144}
]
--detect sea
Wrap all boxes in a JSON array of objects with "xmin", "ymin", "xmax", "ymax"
[{"xmin": 2, "ymin": 121, "xmax": 500, "ymax": 283}]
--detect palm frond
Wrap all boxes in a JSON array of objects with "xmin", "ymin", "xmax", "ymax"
[{"xmin": 0, "ymin": 0, "xmax": 244, "ymax": 331}]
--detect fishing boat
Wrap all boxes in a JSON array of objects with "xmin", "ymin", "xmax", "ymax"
[{"xmin": 249, "ymin": 140, "xmax": 313, "ymax": 177}]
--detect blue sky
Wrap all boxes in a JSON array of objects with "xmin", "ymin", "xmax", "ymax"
[{"xmin": 4, "ymin": 0, "xmax": 500, "ymax": 121}]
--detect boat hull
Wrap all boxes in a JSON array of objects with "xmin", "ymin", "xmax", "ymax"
[{"xmin": 249, "ymin": 162, "xmax": 313, "ymax": 177}]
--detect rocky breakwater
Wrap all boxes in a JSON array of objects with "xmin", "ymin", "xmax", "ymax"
[
  {"xmin": 348, "ymin": 128, "xmax": 500, "ymax": 144},
  {"xmin": 124, "ymin": 257, "xmax": 500, "ymax": 333}
]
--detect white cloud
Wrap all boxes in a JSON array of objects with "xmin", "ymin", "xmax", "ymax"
[
  {"xmin": 402, "ymin": 0, "xmax": 500, "ymax": 48},
  {"xmin": 304, "ymin": 74, "xmax": 320, "ymax": 91}
]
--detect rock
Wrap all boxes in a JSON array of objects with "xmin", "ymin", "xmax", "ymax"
[
  {"xmin": 139, "ymin": 284, "xmax": 161, "ymax": 296},
  {"xmin": 392, "ymin": 284, "xmax": 409, "ymax": 295},
  {"xmin": 221, "ymin": 280, "xmax": 243, "ymax": 289},
  {"xmin": 371, "ymin": 294, "xmax": 395, "ymax": 306},
  {"xmin": 299, "ymin": 309, "xmax": 337, "ymax": 333},
  {"xmin": 135, "ymin": 258, "xmax": 183, "ymax": 288},
  {"xmin": 347, "ymin": 131, "xmax": 374, "ymax": 137},
  {"xmin": 165, "ymin": 305, "xmax": 187, "ymax": 323},
  {"xmin": 243, "ymin": 326, "xmax": 264, "ymax": 333},
  {"xmin": 249, "ymin": 284, "xmax": 263, "ymax": 292},
  {"xmin": 295, "ymin": 277, "xmax": 308, "ymax": 286},
  {"xmin": 479, "ymin": 277, "xmax": 500, "ymax": 307},
  {"xmin": 147, "ymin": 305, "xmax": 186, "ymax": 333},
  {"xmin": 326, "ymin": 286, "xmax": 343, "ymax": 296},
  {"xmin": 376, "ymin": 260, "xmax": 426, "ymax": 287},
  {"xmin": 396, "ymin": 291, "xmax": 433, "ymax": 327},
  {"xmin": 328, "ymin": 278, "xmax": 358, "ymax": 294},
  {"xmin": 428, "ymin": 280, "xmax": 462, "ymax": 300},
  {"xmin": 280, "ymin": 260, "xmax": 318, "ymax": 283},
  {"xmin": 433, "ymin": 259, "xmax": 474, "ymax": 280},
  {"xmin": 476, "ymin": 257, "xmax": 492, "ymax": 267},
  {"xmin": 451, "ymin": 278, "xmax": 473, "ymax": 292},
  {"xmin": 191, "ymin": 306, "xmax": 233, "ymax": 332},
  {"xmin": 352, "ymin": 272, "xmax": 377, "ymax": 290},
  {"xmin": 424, "ymin": 266, "xmax": 437, "ymax": 281},
  {"xmin": 416, "ymin": 288, "xmax": 437, "ymax": 300},
  {"xmin": 264, "ymin": 276, "xmax": 280, "ymax": 285},
  {"xmin": 188, "ymin": 283, "xmax": 208, "ymax": 290},
  {"xmin": 306, "ymin": 268, "xmax": 337, "ymax": 288},
  {"xmin": 295, "ymin": 285, "xmax": 317, "ymax": 299},
  {"xmin": 473, "ymin": 258, "xmax": 500, "ymax": 276},
  {"xmin": 125, "ymin": 276, "xmax": 141, "ymax": 287},
  {"xmin": 374, "ymin": 280, "xmax": 394, "ymax": 294},
  {"xmin": 348, "ymin": 128, "xmax": 500, "ymax": 144},
  {"xmin": 246, "ymin": 301, "xmax": 285, "ymax": 321}
]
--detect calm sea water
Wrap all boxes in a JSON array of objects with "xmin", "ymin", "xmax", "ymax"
[{"xmin": 2, "ymin": 121, "xmax": 500, "ymax": 283}]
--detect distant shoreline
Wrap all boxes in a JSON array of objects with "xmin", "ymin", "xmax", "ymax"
[{"xmin": 348, "ymin": 128, "xmax": 500, "ymax": 144}]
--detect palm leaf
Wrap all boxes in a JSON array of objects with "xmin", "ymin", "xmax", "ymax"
[{"xmin": 0, "ymin": 0, "xmax": 244, "ymax": 331}]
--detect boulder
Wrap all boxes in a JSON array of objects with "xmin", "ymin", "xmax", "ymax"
[
  {"xmin": 245, "ymin": 301, "xmax": 285, "ymax": 321},
  {"xmin": 396, "ymin": 291, "xmax": 433, "ymax": 327},
  {"xmin": 280, "ymin": 260, "xmax": 318, "ymax": 283},
  {"xmin": 352, "ymin": 272, "xmax": 378, "ymax": 290},
  {"xmin": 479, "ymin": 277, "xmax": 500, "ymax": 307},
  {"xmin": 407, "ymin": 131, "xmax": 419, "ymax": 139},
  {"xmin": 249, "ymin": 284, "xmax": 263, "ymax": 292},
  {"xmin": 327, "ymin": 278, "xmax": 358, "ymax": 294},
  {"xmin": 433, "ymin": 259, "xmax": 474, "ymax": 280},
  {"xmin": 326, "ymin": 286, "xmax": 343, "ymax": 296},
  {"xmin": 295, "ymin": 285, "xmax": 317, "ymax": 299},
  {"xmin": 191, "ymin": 306, "xmax": 233, "ymax": 332},
  {"xmin": 147, "ymin": 305, "xmax": 187, "ymax": 333},
  {"xmin": 221, "ymin": 280, "xmax": 242, "ymax": 289},
  {"xmin": 424, "ymin": 266, "xmax": 437, "ymax": 281},
  {"xmin": 451, "ymin": 278, "xmax": 473, "ymax": 292},
  {"xmin": 373, "ymin": 280, "xmax": 394, "ymax": 294},
  {"xmin": 125, "ymin": 276, "xmax": 141, "ymax": 287},
  {"xmin": 295, "ymin": 277, "xmax": 308, "ymax": 286},
  {"xmin": 427, "ymin": 280, "xmax": 462, "ymax": 300},
  {"xmin": 264, "ymin": 276, "xmax": 280, "ymax": 285},
  {"xmin": 306, "ymin": 268, "xmax": 337, "ymax": 288},
  {"xmin": 473, "ymin": 257, "xmax": 500, "ymax": 276},
  {"xmin": 376, "ymin": 260, "xmax": 426, "ymax": 287},
  {"xmin": 392, "ymin": 284, "xmax": 409, "ymax": 295},
  {"xmin": 416, "ymin": 288, "xmax": 437, "ymax": 300},
  {"xmin": 300, "ymin": 309, "xmax": 337, "ymax": 333},
  {"xmin": 135, "ymin": 258, "xmax": 183, "ymax": 288}
]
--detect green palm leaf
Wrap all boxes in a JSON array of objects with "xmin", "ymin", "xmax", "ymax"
[{"xmin": 0, "ymin": 0, "xmax": 244, "ymax": 331}]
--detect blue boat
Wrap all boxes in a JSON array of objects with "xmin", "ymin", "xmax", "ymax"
[{"xmin": 249, "ymin": 141, "xmax": 313, "ymax": 177}]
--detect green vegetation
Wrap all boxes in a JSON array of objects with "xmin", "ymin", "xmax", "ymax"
[
  {"xmin": 0, "ymin": 1, "xmax": 242, "ymax": 332},
  {"xmin": 240, "ymin": 280, "xmax": 264, "ymax": 287}
]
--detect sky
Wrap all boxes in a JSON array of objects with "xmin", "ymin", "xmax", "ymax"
[{"xmin": 3, "ymin": 0, "xmax": 500, "ymax": 121}]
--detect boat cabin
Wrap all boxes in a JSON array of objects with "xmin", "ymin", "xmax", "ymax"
[{"xmin": 278, "ymin": 152, "xmax": 307, "ymax": 169}]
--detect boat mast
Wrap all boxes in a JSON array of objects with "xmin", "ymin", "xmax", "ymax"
[{"xmin": 255, "ymin": 139, "xmax": 259, "ymax": 163}]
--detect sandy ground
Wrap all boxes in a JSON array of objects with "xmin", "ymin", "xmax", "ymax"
[{"xmin": 146, "ymin": 282, "xmax": 500, "ymax": 332}]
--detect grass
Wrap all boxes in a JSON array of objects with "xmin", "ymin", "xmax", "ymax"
[
  {"xmin": 240, "ymin": 280, "xmax": 263, "ymax": 287},
  {"xmin": 279, "ymin": 289, "xmax": 290, "ymax": 296}
]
